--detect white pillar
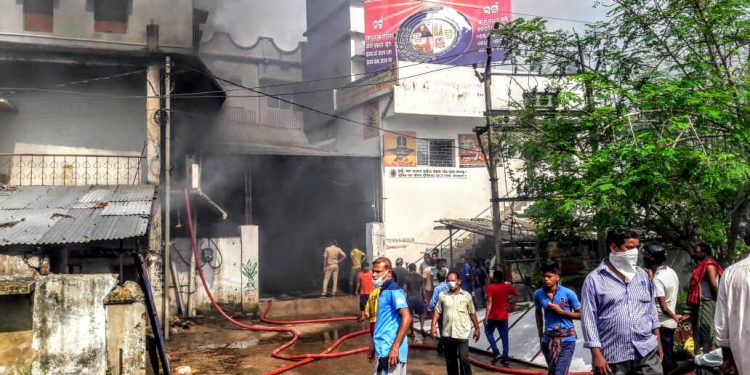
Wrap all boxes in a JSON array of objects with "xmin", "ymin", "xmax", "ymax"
[
  {"xmin": 366, "ymin": 222, "xmax": 385, "ymax": 263},
  {"xmin": 240, "ymin": 225, "xmax": 260, "ymax": 312},
  {"xmin": 146, "ymin": 63, "xmax": 163, "ymax": 323}
]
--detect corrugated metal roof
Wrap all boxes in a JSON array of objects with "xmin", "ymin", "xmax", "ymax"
[
  {"xmin": 0, "ymin": 186, "xmax": 50, "ymax": 209},
  {"xmin": 109, "ymin": 185, "xmax": 155, "ymax": 202},
  {"xmin": 38, "ymin": 209, "xmax": 150, "ymax": 245},
  {"xmin": 78, "ymin": 186, "xmax": 117, "ymax": 203},
  {"xmin": 100, "ymin": 201, "xmax": 152, "ymax": 216},
  {"xmin": 30, "ymin": 186, "xmax": 90, "ymax": 209},
  {"xmin": 438, "ymin": 218, "xmax": 537, "ymax": 242},
  {"xmin": 0, "ymin": 209, "xmax": 61, "ymax": 246},
  {"xmin": 0, "ymin": 185, "xmax": 154, "ymax": 247}
]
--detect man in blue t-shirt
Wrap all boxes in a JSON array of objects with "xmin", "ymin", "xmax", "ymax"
[
  {"xmin": 460, "ymin": 256, "xmax": 473, "ymax": 293},
  {"xmin": 371, "ymin": 257, "xmax": 412, "ymax": 374},
  {"xmin": 534, "ymin": 262, "xmax": 581, "ymax": 375}
]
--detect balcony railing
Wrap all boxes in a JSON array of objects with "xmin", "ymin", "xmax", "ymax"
[{"xmin": 0, "ymin": 153, "xmax": 145, "ymax": 186}]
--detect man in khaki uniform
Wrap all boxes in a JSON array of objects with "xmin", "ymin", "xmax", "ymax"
[
  {"xmin": 431, "ymin": 272, "xmax": 481, "ymax": 375},
  {"xmin": 322, "ymin": 241, "xmax": 346, "ymax": 298}
]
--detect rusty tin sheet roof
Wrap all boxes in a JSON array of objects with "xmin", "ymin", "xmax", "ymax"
[{"xmin": 0, "ymin": 185, "xmax": 154, "ymax": 246}]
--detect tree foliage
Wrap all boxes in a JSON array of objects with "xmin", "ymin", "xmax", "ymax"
[{"xmin": 495, "ymin": 0, "xmax": 750, "ymax": 262}]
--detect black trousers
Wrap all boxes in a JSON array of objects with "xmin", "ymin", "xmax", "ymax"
[
  {"xmin": 659, "ymin": 327, "xmax": 675, "ymax": 374},
  {"xmin": 443, "ymin": 337, "xmax": 471, "ymax": 375}
]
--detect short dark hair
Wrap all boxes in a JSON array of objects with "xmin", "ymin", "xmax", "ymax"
[
  {"xmin": 408, "ymin": 263, "xmax": 417, "ymax": 271},
  {"xmin": 540, "ymin": 261, "xmax": 558, "ymax": 275},
  {"xmin": 493, "ymin": 269, "xmax": 505, "ymax": 282},
  {"xmin": 446, "ymin": 271, "xmax": 460, "ymax": 280},
  {"xmin": 697, "ymin": 242, "xmax": 713, "ymax": 256},
  {"xmin": 605, "ymin": 227, "xmax": 639, "ymax": 247},
  {"xmin": 361, "ymin": 261, "xmax": 369, "ymax": 269},
  {"xmin": 373, "ymin": 257, "xmax": 392, "ymax": 270}
]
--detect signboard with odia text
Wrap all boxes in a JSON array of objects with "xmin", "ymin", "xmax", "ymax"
[{"xmin": 364, "ymin": 0, "xmax": 511, "ymax": 73}]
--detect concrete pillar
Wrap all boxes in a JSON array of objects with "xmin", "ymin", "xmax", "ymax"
[
  {"xmin": 366, "ymin": 222, "xmax": 385, "ymax": 263},
  {"xmin": 104, "ymin": 281, "xmax": 147, "ymax": 375},
  {"xmin": 146, "ymin": 63, "xmax": 161, "ymax": 186},
  {"xmin": 31, "ymin": 274, "xmax": 119, "ymax": 375},
  {"xmin": 240, "ymin": 226, "xmax": 259, "ymax": 314},
  {"xmin": 146, "ymin": 63, "xmax": 164, "ymax": 322}
]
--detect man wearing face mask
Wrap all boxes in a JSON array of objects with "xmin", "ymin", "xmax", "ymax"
[
  {"xmin": 370, "ymin": 257, "xmax": 412, "ymax": 375},
  {"xmin": 581, "ymin": 228, "xmax": 663, "ymax": 375},
  {"xmin": 431, "ymin": 272, "xmax": 481, "ymax": 375}
]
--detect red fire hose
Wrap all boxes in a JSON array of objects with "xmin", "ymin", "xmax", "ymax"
[{"xmin": 183, "ymin": 189, "xmax": 591, "ymax": 375}]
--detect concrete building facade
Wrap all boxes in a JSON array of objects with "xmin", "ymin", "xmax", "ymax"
[
  {"xmin": 303, "ymin": 1, "xmax": 562, "ymax": 266},
  {"xmin": 0, "ymin": 1, "xmax": 214, "ymax": 373}
]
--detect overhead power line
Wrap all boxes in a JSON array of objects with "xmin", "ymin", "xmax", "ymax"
[{"xmin": 184, "ymin": 65, "xmax": 531, "ymax": 154}]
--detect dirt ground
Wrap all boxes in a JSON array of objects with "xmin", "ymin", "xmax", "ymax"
[{"xmin": 166, "ymin": 315, "xmax": 538, "ymax": 375}]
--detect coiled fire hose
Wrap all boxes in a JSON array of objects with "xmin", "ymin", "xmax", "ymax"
[{"xmin": 184, "ymin": 189, "xmax": 591, "ymax": 375}]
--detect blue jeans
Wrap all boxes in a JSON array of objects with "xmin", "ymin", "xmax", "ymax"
[
  {"xmin": 485, "ymin": 319, "xmax": 509, "ymax": 359},
  {"xmin": 473, "ymin": 287, "xmax": 485, "ymax": 309},
  {"xmin": 540, "ymin": 340, "xmax": 576, "ymax": 375}
]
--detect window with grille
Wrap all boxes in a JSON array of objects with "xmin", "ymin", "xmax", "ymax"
[
  {"xmin": 416, "ymin": 139, "xmax": 455, "ymax": 167},
  {"xmin": 522, "ymin": 91, "xmax": 557, "ymax": 109},
  {"xmin": 23, "ymin": 0, "xmax": 53, "ymax": 32},
  {"xmin": 94, "ymin": 0, "xmax": 129, "ymax": 33},
  {"xmin": 259, "ymin": 79, "xmax": 298, "ymax": 111}
]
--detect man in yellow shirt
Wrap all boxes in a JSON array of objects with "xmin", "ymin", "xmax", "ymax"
[
  {"xmin": 350, "ymin": 247, "xmax": 365, "ymax": 294},
  {"xmin": 361, "ymin": 287, "xmax": 381, "ymax": 334}
]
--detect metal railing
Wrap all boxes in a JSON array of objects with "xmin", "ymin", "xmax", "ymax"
[
  {"xmin": 410, "ymin": 198, "xmax": 536, "ymax": 268},
  {"xmin": 0, "ymin": 153, "xmax": 145, "ymax": 186}
]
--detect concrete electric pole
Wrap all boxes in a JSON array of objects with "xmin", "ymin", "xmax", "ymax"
[{"xmin": 474, "ymin": 23, "xmax": 505, "ymax": 275}]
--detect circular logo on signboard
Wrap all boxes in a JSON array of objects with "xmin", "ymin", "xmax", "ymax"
[{"xmin": 396, "ymin": 6, "xmax": 472, "ymax": 64}]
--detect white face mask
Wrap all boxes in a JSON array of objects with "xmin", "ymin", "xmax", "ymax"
[
  {"xmin": 373, "ymin": 272, "xmax": 388, "ymax": 288},
  {"xmin": 609, "ymin": 248, "xmax": 639, "ymax": 282},
  {"xmin": 447, "ymin": 281, "xmax": 458, "ymax": 290}
]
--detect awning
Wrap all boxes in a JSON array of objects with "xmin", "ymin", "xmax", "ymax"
[
  {"xmin": 438, "ymin": 217, "xmax": 537, "ymax": 242},
  {"xmin": 0, "ymin": 185, "xmax": 154, "ymax": 246}
]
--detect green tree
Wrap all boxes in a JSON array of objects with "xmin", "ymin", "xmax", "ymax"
[{"xmin": 494, "ymin": 0, "xmax": 750, "ymax": 263}]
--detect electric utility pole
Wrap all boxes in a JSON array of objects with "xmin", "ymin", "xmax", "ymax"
[{"xmin": 474, "ymin": 23, "xmax": 504, "ymax": 274}]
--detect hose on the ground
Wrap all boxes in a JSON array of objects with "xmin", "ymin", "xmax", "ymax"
[
  {"xmin": 183, "ymin": 188, "xmax": 591, "ymax": 375},
  {"xmin": 184, "ymin": 189, "xmax": 367, "ymax": 375}
]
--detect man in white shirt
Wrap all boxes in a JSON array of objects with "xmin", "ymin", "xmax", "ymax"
[
  {"xmin": 643, "ymin": 242, "xmax": 683, "ymax": 374},
  {"xmin": 714, "ymin": 246, "xmax": 750, "ymax": 375}
]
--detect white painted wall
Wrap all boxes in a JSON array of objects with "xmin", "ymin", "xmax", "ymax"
[
  {"xmin": 393, "ymin": 62, "xmax": 573, "ymax": 117},
  {"xmin": 172, "ymin": 237, "xmax": 244, "ymax": 312},
  {"xmin": 331, "ymin": 63, "xmax": 554, "ymax": 264},
  {"xmin": 0, "ymin": 0, "xmax": 194, "ymax": 51},
  {"xmin": 31, "ymin": 274, "xmax": 119, "ymax": 375},
  {"xmin": 0, "ymin": 75, "xmax": 146, "ymax": 185},
  {"xmin": 379, "ymin": 114, "xmax": 513, "ymax": 263}
]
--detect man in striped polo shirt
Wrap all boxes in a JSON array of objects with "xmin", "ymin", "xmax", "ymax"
[{"xmin": 581, "ymin": 228, "xmax": 663, "ymax": 375}]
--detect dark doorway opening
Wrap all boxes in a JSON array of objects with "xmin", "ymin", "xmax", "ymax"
[{"xmin": 195, "ymin": 154, "xmax": 381, "ymax": 297}]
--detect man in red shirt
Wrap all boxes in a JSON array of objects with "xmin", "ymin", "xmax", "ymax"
[
  {"xmin": 484, "ymin": 270, "xmax": 517, "ymax": 364},
  {"xmin": 356, "ymin": 261, "xmax": 374, "ymax": 314}
]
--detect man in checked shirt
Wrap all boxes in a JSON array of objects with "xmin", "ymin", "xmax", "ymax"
[{"xmin": 581, "ymin": 228, "xmax": 663, "ymax": 375}]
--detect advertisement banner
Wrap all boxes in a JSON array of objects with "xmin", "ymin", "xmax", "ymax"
[
  {"xmin": 364, "ymin": 0, "xmax": 511, "ymax": 73},
  {"xmin": 458, "ymin": 133, "xmax": 487, "ymax": 168},
  {"xmin": 383, "ymin": 131, "xmax": 417, "ymax": 166}
]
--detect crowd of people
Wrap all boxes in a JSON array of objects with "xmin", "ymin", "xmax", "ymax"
[{"xmin": 320, "ymin": 228, "xmax": 750, "ymax": 375}]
